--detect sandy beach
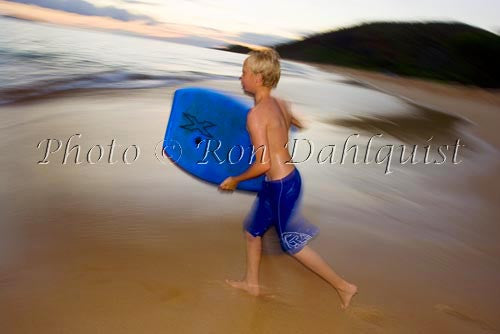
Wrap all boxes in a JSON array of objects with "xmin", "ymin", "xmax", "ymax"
[{"xmin": 1, "ymin": 66, "xmax": 500, "ymax": 334}]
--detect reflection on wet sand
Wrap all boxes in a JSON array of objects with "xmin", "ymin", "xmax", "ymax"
[
  {"xmin": 336, "ymin": 79, "xmax": 375, "ymax": 90},
  {"xmin": 434, "ymin": 304, "xmax": 497, "ymax": 332},
  {"xmin": 329, "ymin": 104, "xmax": 467, "ymax": 145}
]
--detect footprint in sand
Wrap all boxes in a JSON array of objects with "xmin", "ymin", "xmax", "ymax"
[
  {"xmin": 434, "ymin": 304, "xmax": 496, "ymax": 331},
  {"xmin": 213, "ymin": 279, "xmax": 293, "ymax": 305},
  {"xmin": 347, "ymin": 305, "xmax": 393, "ymax": 328},
  {"xmin": 0, "ymin": 271, "xmax": 19, "ymax": 286},
  {"xmin": 138, "ymin": 280, "xmax": 183, "ymax": 302}
]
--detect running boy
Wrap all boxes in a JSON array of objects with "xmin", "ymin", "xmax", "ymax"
[{"xmin": 219, "ymin": 49, "xmax": 358, "ymax": 309}]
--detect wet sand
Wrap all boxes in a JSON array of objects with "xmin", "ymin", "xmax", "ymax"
[{"xmin": 1, "ymin": 71, "xmax": 500, "ymax": 333}]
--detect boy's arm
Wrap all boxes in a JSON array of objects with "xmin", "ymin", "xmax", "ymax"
[
  {"xmin": 291, "ymin": 114, "xmax": 305, "ymax": 130},
  {"xmin": 219, "ymin": 110, "xmax": 271, "ymax": 191},
  {"xmin": 277, "ymin": 98, "xmax": 305, "ymax": 130}
]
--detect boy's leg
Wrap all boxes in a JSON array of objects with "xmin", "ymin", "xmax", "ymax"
[
  {"xmin": 225, "ymin": 231, "xmax": 262, "ymax": 296},
  {"xmin": 245, "ymin": 231, "xmax": 262, "ymax": 286},
  {"xmin": 227, "ymin": 182, "xmax": 273, "ymax": 296},
  {"xmin": 272, "ymin": 170, "xmax": 358, "ymax": 308},
  {"xmin": 292, "ymin": 245, "xmax": 357, "ymax": 309}
]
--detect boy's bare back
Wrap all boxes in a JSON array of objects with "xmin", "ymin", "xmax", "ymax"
[{"xmin": 248, "ymin": 97, "xmax": 295, "ymax": 181}]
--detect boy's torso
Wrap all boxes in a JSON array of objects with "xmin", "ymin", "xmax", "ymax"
[{"xmin": 251, "ymin": 97, "xmax": 295, "ymax": 181}]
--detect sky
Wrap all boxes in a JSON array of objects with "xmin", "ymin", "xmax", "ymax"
[{"xmin": 1, "ymin": 0, "xmax": 499, "ymax": 47}]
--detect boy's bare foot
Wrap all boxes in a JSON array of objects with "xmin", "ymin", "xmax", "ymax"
[
  {"xmin": 337, "ymin": 283, "xmax": 358, "ymax": 309},
  {"xmin": 225, "ymin": 279, "xmax": 260, "ymax": 296}
]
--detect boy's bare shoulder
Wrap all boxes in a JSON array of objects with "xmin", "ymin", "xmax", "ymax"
[
  {"xmin": 275, "ymin": 97, "xmax": 292, "ymax": 114},
  {"xmin": 254, "ymin": 98, "xmax": 281, "ymax": 115},
  {"xmin": 247, "ymin": 103, "xmax": 268, "ymax": 120},
  {"xmin": 246, "ymin": 106, "xmax": 267, "ymax": 130}
]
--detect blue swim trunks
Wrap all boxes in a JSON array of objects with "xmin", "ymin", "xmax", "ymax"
[{"xmin": 244, "ymin": 168, "xmax": 319, "ymax": 254}]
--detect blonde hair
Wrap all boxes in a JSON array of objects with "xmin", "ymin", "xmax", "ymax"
[{"xmin": 244, "ymin": 48, "xmax": 281, "ymax": 88}]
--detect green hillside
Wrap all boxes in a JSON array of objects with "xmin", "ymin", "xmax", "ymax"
[{"xmin": 225, "ymin": 22, "xmax": 500, "ymax": 88}]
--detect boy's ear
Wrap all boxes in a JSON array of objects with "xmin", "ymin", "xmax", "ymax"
[{"xmin": 254, "ymin": 73, "xmax": 263, "ymax": 86}]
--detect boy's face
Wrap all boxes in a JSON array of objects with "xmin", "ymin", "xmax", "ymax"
[{"xmin": 240, "ymin": 61, "xmax": 259, "ymax": 95}]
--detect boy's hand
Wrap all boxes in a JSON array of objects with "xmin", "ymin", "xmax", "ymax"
[{"xmin": 219, "ymin": 177, "xmax": 239, "ymax": 192}]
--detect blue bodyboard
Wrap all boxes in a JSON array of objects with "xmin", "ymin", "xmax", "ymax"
[{"xmin": 163, "ymin": 87, "xmax": 264, "ymax": 192}]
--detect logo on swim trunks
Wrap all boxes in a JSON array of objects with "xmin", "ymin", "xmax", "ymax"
[
  {"xmin": 282, "ymin": 232, "xmax": 312, "ymax": 250},
  {"xmin": 180, "ymin": 112, "xmax": 216, "ymax": 138}
]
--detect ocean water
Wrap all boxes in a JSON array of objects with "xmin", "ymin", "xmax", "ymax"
[
  {"xmin": 0, "ymin": 16, "xmax": 320, "ymax": 105},
  {"xmin": 1, "ymin": 15, "xmax": 425, "ymax": 122}
]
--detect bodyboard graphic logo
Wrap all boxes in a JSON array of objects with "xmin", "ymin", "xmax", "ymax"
[{"xmin": 180, "ymin": 112, "xmax": 215, "ymax": 138}]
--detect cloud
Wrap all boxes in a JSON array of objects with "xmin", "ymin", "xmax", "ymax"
[
  {"xmin": 0, "ymin": 0, "xmax": 298, "ymax": 48},
  {"xmin": 6, "ymin": 0, "xmax": 156, "ymax": 23},
  {"xmin": 0, "ymin": 1, "xmax": 246, "ymax": 48},
  {"xmin": 118, "ymin": 0, "xmax": 159, "ymax": 5},
  {"xmin": 0, "ymin": 1, "xmax": 180, "ymax": 38}
]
